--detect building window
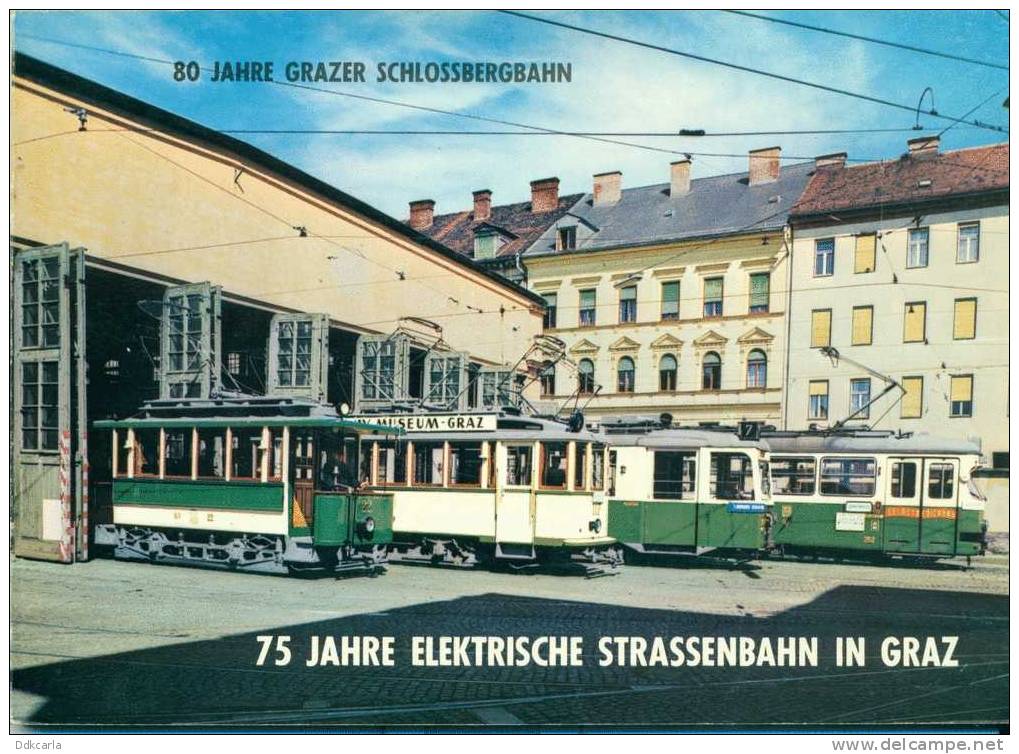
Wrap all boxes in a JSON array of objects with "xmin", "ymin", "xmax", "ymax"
[
  {"xmin": 855, "ymin": 233, "xmax": 877, "ymax": 274},
  {"xmin": 953, "ymin": 298, "xmax": 977, "ymax": 340},
  {"xmin": 20, "ymin": 257, "xmax": 61, "ymax": 349},
  {"xmin": 659, "ymin": 354, "xmax": 678, "ymax": 391},
  {"xmin": 618, "ymin": 285, "xmax": 637, "ymax": 324},
  {"xmin": 957, "ymin": 222, "xmax": 979, "ymax": 263},
  {"xmin": 907, "ymin": 228, "xmax": 929, "ymax": 268},
  {"xmin": 746, "ymin": 349, "xmax": 767, "ymax": 388},
  {"xmin": 851, "ymin": 306, "xmax": 873, "ymax": 346},
  {"xmin": 808, "ymin": 380, "xmax": 829, "ymax": 420},
  {"xmin": 814, "ymin": 238, "xmax": 835, "ymax": 277},
  {"xmin": 579, "ymin": 289, "xmax": 597, "ymax": 327},
  {"xmin": 992, "ymin": 452, "xmax": 1009, "ymax": 470},
  {"xmin": 578, "ymin": 359, "xmax": 595, "ymax": 395},
  {"xmin": 617, "ymin": 356, "xmax": 635, "ymax": 393},
  {"xmin": 850, "ymin": 378, "xmax": 871, "ymax": 418},
  {"xmin": 749, "ymin": 272, "xmax": 770, "ymax": 314},
  {"xmin": 540, "ymin": 364, "xmax": 556, "ymax": 396},
  {"xmin": 900, "ymin": 376, "xmax": 923, "ymax": 418},
  {"xmin": 226, "ymin": 351, "xmax": 242, "ymax": 376},
  {"xmin": 950, "ymin": 375, "xmax": 973, "ymax": 417},
  {"xmin": 556, "ymin": 225, "xmax": 577, "ymax": 251},
  {"xmin": 903, "ymin": 302, "xmax": 927, "ymax": 343},
  {"xmin": 276, "ymin": 319, "xmax": 312, "ymax": 387},
  {"xmin": 701, "ymin": 352, "xmax": 721, "ymax": 391},
  {"xmin": 542, "ymin": 293, "xmax": 557, "ymax": 329},
  {"xmin": 661, "ymin": 281, "xmax": 680, "ymax": 321},
  {"xmin": 473, "ymin": 230, "xmax": 501, "ymax": 260},
  {"xmin": 703, "ymin": 277, "xmax": 723, "ymax": 317},
  {"xmin": 20, "ymin": 360, "xmax": 59, "ymax": 451},
  {"xmin": 811, "ymin": 309, "xmax": 832, "ymax": 348}
]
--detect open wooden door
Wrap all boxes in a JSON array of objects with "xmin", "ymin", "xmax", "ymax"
[{"xmin": 13, "ymin": 243, "xmax": 88, "ymax": 562}]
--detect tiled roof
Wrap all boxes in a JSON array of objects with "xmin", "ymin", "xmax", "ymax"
[
  {"xmin": 790, "ymin": 142, "xmax": 1009, "ymax": 218},
  {"xmin": 411, "ymin": 193, "xmax": 585, "ymax": 259},
  {"xmin": 527, "ymin": 162, "xmax": 816, "ymax": 257}
]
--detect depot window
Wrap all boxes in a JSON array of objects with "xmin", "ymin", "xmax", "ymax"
[
  {"xmin": 506, "ymin": 444, "xmax": 532, "ymax": 486},
  {"xmin": 653, "ymin": 451, "xmax": 696, "ymax": 500},
  {"xmin": 450, "ymin": 442, "xmax": 483, "ymax": 487},
  {"xmin": 20, "ymin": 360, "xmax": 59, "ymax": 451},
  {"xmin": 819, "ymin": 457, "xmax": 876, "ymax": 497},
  {"xmin": 770, "ymin": 456, "xmax": 816, "ymax": 495},
  {"xmin": 540, "ymin": 442, "xmax": 568, "ymax": 489},
  {"xmin": 709, "ymin": 452, "xmax": 754, "ymax": 500},
  {"xmin": 412, "ymin": 441, "xmax": 444, "ymax": 486}
]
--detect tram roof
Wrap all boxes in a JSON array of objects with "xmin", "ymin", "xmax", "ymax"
[
  {"xmin": 94, "ymin": 416, "xmax": 402, "ymax": 435},
  {"xmin": 765, "ymin": 433, "xmax": 980, "ymax": 455},
  {"xmin": 605, "ymin": 428, "xmax": 768, "ymax": 451}
]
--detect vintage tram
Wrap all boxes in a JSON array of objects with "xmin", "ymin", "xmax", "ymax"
[
  {"xmin": 765, "ymin": 430, "xmax": 988, "ymax": 560},
  {"xmin": 355, "ymin": 410, "xmax": 623, "ymax": 571},
  {"xmin": 93, "ymin": 396, "xmax": 401, "ymax": 575},
  {"xmin": 600, "ymin": 419, "xmax": 773, "ymax": 558}
]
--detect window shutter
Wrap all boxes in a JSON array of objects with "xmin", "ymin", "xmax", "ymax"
[
  {"xmin": 620, "ymin": 286, "xmax": 636, "ymax": 301},
  {"xmin": 950, "ymin": 375, "xmax": 973, "ymax": 403},
  {"xmin": 851, "ymin": 306, "xmax": 873, "ymax": 346},
  {"xmin": 854, "ymin": 234, "xmax": 876, "ymax": 273},
  {"xmin": 662, "ymin": 281, "xmax": 679, "ymax": 303},
  {"xmin": 809, "ymin": 380, "xmax": 828, "ymax": 397},
  {"xmin": 901, "ymin": 376, "xmax": 923, "ymax": 418},
  {"xmin": 953, "ymin": 299, "xmax": 976, "ymax": 339},
  {"xmin": 903, "ymin": 302, "xmax": 926, "ymax": 342},
  {"xmin": 704, "ymin": 277, "xmax": 723, "ymax": 300},
  {"xmin": 749, "ymin": 273, "xmax": 769, "ymax": 308},
  {"xmin": 811, "ymin": 310, "xmax": 831, "ymax": 348},
  {"xmin": 580, "ymin": 289, "xmax": 596, "ymax": 308}
]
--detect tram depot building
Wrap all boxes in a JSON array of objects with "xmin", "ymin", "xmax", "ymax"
[{"xmin": 9, "ymin": 52, "xmax": 1012, "ymax": 562}]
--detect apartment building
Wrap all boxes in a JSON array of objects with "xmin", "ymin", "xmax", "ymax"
[{"xmin": 784, "ymin": 137, "xmax": 1008, "ymax": 466}]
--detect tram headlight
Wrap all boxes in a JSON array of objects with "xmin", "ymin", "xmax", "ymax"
[
  {"xmin": 358, "ymin": 516, "xmax": 376, "ymax": 539},
  {"xmin": 589, "ymin": 518, "xmax": 602, "ymax": 534}
]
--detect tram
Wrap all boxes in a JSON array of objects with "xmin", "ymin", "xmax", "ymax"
[
  {"xmin": 93, "ymin": 396, "xmax": 401, "ymax": 575},
  {"xmin": 765, "ymin": 430, "xmax": 988, "ymax": 560},
  {"xmin": 600, "ymin": 418, "xmax": 773, "ymax": 558},
  {"xmin": 355, "ymin": 410, "xmax": 623, "ymax": 570}
]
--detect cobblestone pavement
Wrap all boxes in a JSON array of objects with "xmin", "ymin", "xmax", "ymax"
[{"xmin": 10, "ymin": 553, "xmax": 1009, "ymax": 731}]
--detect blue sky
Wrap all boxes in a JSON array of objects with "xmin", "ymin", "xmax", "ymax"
[{"xmin": 13, "ymin": 10, "xmax": 1010, "ymax": 218}]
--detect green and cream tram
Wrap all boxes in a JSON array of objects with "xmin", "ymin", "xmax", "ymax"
[
  {"xmin": 766, "ymin": 431, "xmax": 987, "ymax": 560},
  {"xmin": 602, "ymin": 422, "xmax": 773, "ymax": 557},
  {"xmin": 93, "ymin": 397, "xmax": 401, "ymax": 575},
  {"xmin": 357, "ymin": 412, "xmax": 622, "ymax": 570}
]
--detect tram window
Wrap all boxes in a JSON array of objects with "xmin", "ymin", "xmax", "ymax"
[
  {"xmin": 820, "ymin": 457, "xmax": 876, "ymax": 496},
  {"xmin": 413, "ymin": 442, "xmax": 444, "ymax": 486},
  {"xmin": 506, "ymin": 445, "xmax": 532, "ymax": 486},
  {"xmin": 771, "ymin": 456, "xmax": 816, "ymax": 495},
  {"xmin": 196, "ymin": 429, "xmax": 226, "ymax": 479},
  {"xmin": 450, "ymin": 442, "xmax": 483, "ymax": 486},
  {"xmin": 541, "ymin": 442, "xmax": 568, "ymax": 489},
  {"xmin": 129, "ymin": 429, "xmax": 160, "ymax": 477},
  {"xmin": 709, "ymin": 452, "xmax": 754, "ymax": 500},
  {"xmin": 113, "ymin": 432, "xmax": 128, "ymax": 477},
  {"xmin": 231, "ymin": 428, "xmax": 262, "ymax": 480},
  {"xmin": 928, "ymin": 464, "xmax": 955, "ymax": 499},
  {"xmin": 592, "ymin": 444, "xmax": 606, "ymax": 491},
  {"xmin": 164, "ymin": 429, "xmax": 193, "ymax": 477},
  {"xmin": 378, "ymin": 442, "xmax": 408, "ymax": 486},
  {"xmin": 890, "ymin": 462, "xmax": 916, "ymax": 498},
  {"xmin": 653, "ymin": 451, "xmax": 696, "ymax": 500},
  {"xmin": 759, "ymin": 460, "xmax": 771, "ymax": 496},
  {"xmin": 574, "ymin": 443, "xmax": 589, "ymax": 491},
  {"xmin": 607, "ymin": 450, "xmax": 617, "ymax": 496}
]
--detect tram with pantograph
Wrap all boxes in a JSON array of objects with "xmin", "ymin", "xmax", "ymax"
[{"xmin": 93, "ymin": 396, "xmax": 401, "ymax": 575}]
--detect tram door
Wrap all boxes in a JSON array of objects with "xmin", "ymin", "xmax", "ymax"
[
  {"xmin": 13, "ymin": 244, "xmax": 88, "ymax": 563},
  {"xmin": 291, "ymin": 431, "xmax": 316, "ymax": 528},
  {"xmin": 884, "ymin": 457, "xmax": 960, "ymax": 554}
]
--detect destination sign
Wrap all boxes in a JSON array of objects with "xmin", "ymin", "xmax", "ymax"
[
  {"xmin": 353, "ymin": 413, "xmax": 498, "ymax": 433},
  {"xmin": 726, "ymin": 502, "xmax": 768, "ymax": 514}
]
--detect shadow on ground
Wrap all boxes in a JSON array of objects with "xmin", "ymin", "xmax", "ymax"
[{"xmin": 11, "ymin": 584, "xmax": 1008, "ymax": 731}]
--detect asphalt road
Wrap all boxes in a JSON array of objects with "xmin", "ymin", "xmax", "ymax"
[{"xmin": 10, "ymin": 552, "xmax": 1009, "ymax": 731}]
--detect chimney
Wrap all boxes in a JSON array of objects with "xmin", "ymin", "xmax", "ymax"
[
  {"xmin": 907, "ymin": 135, "xmax": 940, "ymax": 157},
  {"xmin": 815, "ymin": 152, "xmax": 847, "ymax": 169},
  {"xmin": 593, "ymin": 171, "xmax": 622, "ymax": 206},
  {"xmin": 670, "ymin": 159, "xmax": 691, "ymax": 196},
  {"xmin": 472, "ymin": 189, "xmax": 492, "ymax": 222},
  {"xmin": 408, "ymin": 199, "xmax": 435, "ymax": 230},
  {"xmin": 748, "ymin": 146, "xmax": 781, "ymax": 186},
  {"xmin": 530, "ymin": 177, "xmax": 560, "ymax": 214}
]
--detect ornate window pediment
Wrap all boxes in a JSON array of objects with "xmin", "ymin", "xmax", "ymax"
[
  {"xmin": 608, "ymin": 336, "xmax": 641, "ymax": 352},
  {"xmin": 650, "ymin": 333, "xmax": 684, "ymax": 351},
  {"xmin": 737, "ymin": 326, "xmax": 775, "ymax": 357},
  {"xmin": 692, "ymin": 330, "xmax": 728, "ymax": 349},
  {"xmin": 569, "ymin": 338, "xmax": 600, "ymax": 355}
]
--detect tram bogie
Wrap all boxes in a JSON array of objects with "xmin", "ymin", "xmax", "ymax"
[{"xmin": 93, "ymin": 398, "xmax": 400, "ymax": 576}]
